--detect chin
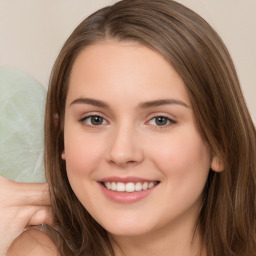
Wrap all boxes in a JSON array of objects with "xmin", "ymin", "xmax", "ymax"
[{"xmin": 100, "ymin": 218, "xmax": 155, "ymax": 237}]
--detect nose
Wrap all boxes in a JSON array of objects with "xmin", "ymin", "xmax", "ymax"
[{"xmin": 106, "ymin": 124, "xmax": 144, "ymax": 168}]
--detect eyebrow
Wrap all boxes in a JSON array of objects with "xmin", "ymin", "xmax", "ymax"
[
  {"xmin": 139, "ymin": 99, "xmax": 190, "ymax": 109},
  {"xmin": 70, "ymin": 97, "xmax": 190, "ymax": 109},
  {"xmin": 70, "ymin": 98, "xmax": 108, "ymax": 108}
]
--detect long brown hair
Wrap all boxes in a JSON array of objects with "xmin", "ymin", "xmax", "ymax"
[{"xmin": 44, "ymin": 0, "xmax": 256, "ymax": 255}]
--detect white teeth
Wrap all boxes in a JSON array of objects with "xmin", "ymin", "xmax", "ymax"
[
  {"xmin": 103, "ymin": 181, "xmax": 158, "ymax": 192},
  {"xmin": 142, "ymin": 182, "xmax": 148, "ymax": 190},
  {"xmin": 148, "ymin": 182, "xmax": 154, "ymax": 188},
  {"xmin": 135, "ymin": 182, "xmax": 142, "ymax": 191},
  {"xmin": 111, "ymin": 182, "xmax": 116, "ymax": 191},
  {"xmin": 126, "ymin": 182, "xmax": 135, "ymax": 192},
  {"xmin": 106, "ymin": 182, "xmax": 111, "ymax": 189},
  {"xmin": 116, "ymin": 182, "xmax": 125, "ymax": 192}
]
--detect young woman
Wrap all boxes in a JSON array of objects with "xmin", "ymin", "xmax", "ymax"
[{"xmin": 7, "ymin": 0, "xmax": 256, "ymax": 255}]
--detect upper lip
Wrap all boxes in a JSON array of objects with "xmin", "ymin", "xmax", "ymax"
[{"xmin": 99, "ymin": 176, "xmax": 159, "ymax": 183}]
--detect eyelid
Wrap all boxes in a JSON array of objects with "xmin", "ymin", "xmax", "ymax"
[
  {"xmin": 79, "ymin": 112, "xmax": 109, "ymax": 127},
  {"xmin": 145, "ymin": 113, "xmax": 176, "ymax": 129}
]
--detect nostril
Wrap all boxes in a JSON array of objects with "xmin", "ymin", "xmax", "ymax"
[
  {"xmin": 108, "ymin": 158, "xmax": 139, "ymax": 168},
  {"xmin": 127, "ymin": 160, "xmax": 137, "ymax": 164}
]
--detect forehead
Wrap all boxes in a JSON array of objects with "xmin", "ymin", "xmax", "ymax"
[{"xmin": 66, "ymin": 40, "xmax": 190, "ymax": 105}]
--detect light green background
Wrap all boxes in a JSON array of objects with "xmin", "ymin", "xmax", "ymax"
[{"xmin": 0, "ymin": 66, "xmax": 46, "ymax": 182}]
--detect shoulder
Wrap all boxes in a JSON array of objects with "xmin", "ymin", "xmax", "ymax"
[{"xmin": 7, "ymin": 229, "xmax": 61, "ymax": 256}]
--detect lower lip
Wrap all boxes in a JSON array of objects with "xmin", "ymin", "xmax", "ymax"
[{"xmin": 99, "ymin": 183, "xmax": 158, "ymax": 204}]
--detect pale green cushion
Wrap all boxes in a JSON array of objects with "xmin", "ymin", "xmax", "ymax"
[{"xmin": 0, "ymin": 66, "xmax": 46, "ymax": 182}]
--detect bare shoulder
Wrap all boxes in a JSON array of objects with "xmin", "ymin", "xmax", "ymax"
[{"xmin": 7, "ymin": 229, "xmax": 61, "ymax": 256}]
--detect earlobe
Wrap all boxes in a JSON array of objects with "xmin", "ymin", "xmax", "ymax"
[
  {"xmin": 211, "ymin": 155, "xmax": 224, "ymax": 172},
  {"xmin": 61, "ymin": 151, "xmax": 66, "ymax": 160}
]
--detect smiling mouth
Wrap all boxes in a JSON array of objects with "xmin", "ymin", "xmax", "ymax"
[{"xmin": 101, "ymin": 181, "xmax": 160, "ymax": 193}]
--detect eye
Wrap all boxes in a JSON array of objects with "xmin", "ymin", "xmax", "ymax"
[
  {"xmin": 80, "ymin": 115, "xmax": 108, "ymax": 126},
  {"xmin": 148, "ymin": 116, "xmax": 175, "ymax": 127}
]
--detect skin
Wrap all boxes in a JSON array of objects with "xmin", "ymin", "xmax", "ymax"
[
  {"xmin": 7, "ymin": 229, "xmax": 60, "ymax": 256},
  {"xmin": 62, "ymin": 40, "xmax": 222, "ymax": 256},
  {"xmin": 0, "ymin": 176, "xmax": 53, "ymax": 255}
]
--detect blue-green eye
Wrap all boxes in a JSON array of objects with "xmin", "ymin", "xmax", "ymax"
[
  {"xmin": 148, "ymin": 116, "xmax": 174, "ymax": 126},
  {"xmin": 80, "ymin": 115, "xmax": 107, "ymax": 126}
]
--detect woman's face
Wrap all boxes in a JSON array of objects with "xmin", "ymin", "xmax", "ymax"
[{"xmin": 63, "ymin": 40, "xmax": 219, "ymax": 238}]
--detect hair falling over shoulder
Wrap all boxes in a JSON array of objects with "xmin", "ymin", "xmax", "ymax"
[{"xmin": 44, "ymin": 0, "xmax": 256, "ymax": 255}]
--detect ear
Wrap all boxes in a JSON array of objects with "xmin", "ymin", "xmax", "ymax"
[
  {"xmin": 61, "ymin": 151, "xmax": 66, "ymax": 160},
  {"xmin": 210, "ymin": 154, "xmax": 224, "ymax": 172}
]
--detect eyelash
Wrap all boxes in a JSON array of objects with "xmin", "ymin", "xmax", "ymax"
[
  {"xmin": 79, "ymin": 115, "xmax": 108, "ymax": 127},
  {"xmin": 146, "ymin": 115, "xmax": 176, "ymax": 129},
  {"xmin": 79, "ymin": 114, "xmax": 176, "ymax": 129}
]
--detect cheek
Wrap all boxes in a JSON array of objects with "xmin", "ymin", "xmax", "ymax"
[
  {"xmin": 148, "ymin": 129, "xmax": 211, "ymax": 217},
  {"xmin": 148, "ymin": 128, "xmax": 211, "ymax": 185},
  {"xmin": 63, "ymin": 132, "xmax": 105, "ymax": 206},
  {"xmin": 64, "ymin": 131, "xmax": 104, "ymax": 177}
]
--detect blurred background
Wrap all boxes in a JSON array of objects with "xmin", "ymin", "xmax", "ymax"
[{"xmin": 0, "ymin": 0, "xmax": 255, "ymax": 119}]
